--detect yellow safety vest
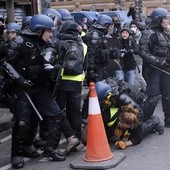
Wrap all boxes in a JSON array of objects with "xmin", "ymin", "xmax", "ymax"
[
  {"xmin": 81, "ymin": 31, "xmax": 86, "ymax": 37},
  {"xmin": 107, "ymin": 107, "xmax": 131, "ymax": 140},
  {"xmin": 61, "ymin": 42, "xmax": 87, "ymax": 82},
  {"xmin": 107, "ymin": 107, "xmax": 119, "ymax": 127}
]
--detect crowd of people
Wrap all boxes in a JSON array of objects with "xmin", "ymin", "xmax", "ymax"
[{"xmin": 0, "ymin": 6, "xmax": 170, "ymax": 169}]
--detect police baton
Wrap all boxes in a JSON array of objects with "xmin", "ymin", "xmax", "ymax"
[
  {"xmin": 23, "ymin": 91, "xmax": 43, "ymax": 121},
  {"xmin": 151, "ymin": 64, "xmax": 170, "ymax": 76}
]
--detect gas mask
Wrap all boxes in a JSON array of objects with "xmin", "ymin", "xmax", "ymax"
[{"xmin": 131, "ymin": 27, "xmax": 137, "ymax": 34}]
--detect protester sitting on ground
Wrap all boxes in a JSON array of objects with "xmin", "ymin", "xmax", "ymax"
[{"xmin": 81, "ymin": 78, "xmax": 164, "ymax": 149}]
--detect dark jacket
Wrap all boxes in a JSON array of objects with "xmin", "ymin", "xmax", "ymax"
[
  {"xmin": 139, "ymin": 25, "xmax": 170, "ymax": 67},
  {"xmin": 102, "ymin": 107, "xmax": 143, "ymax": 145},
  {"xmin": 114, "ymin": 37, "xmax": 138, "ymax": 70},
  {"xmin": 87, "ymin": 25, "xmax": 114, "ymax": 69},
  {"xmin": 56, "ymin": 20, "xmax": 86, "ymax": 91}
]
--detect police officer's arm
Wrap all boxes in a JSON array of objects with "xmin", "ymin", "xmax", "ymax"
[
  {"xmin": 2, "ymin": 36, "xmax": 23, "ymax": 77},
  {"xmin": 139, "ymin": 30, "xmax": 164, "ymax": 67},
  {"xmin": 2, "ymin": 36, "xmax": 32, "ymax": 88}
]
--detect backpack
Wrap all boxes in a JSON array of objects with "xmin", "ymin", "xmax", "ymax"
[{"xmin": 59, "ymin": 40, "xmax": 84, "ymax": 75}]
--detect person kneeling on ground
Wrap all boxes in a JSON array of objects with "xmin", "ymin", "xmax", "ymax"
[{"xmin": 82, "ymin": 78, "xmax": 164, "ymax": 149}]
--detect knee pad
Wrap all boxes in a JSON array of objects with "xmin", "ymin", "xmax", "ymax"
[{"xmin": 15, "ymin": 120, "xmax": 28, "ymax": 133}]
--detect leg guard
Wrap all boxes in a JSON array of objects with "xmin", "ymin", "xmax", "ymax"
[
  {"xmin": 23, "ymin": 122, "xmax": 40, "ymax": 158},
  {"xmin": 11, "ymin": 121, "xmax": 28, "ymax": 169},
  {"xmin": 11, "ymin": 121, "xmax": 28, "ymax": 157},
  {"xmin": 43, "ymin": 116, "xmax": 65, "ymax": 161}
]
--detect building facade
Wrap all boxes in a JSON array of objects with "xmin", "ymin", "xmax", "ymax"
[{"xmin": 51, "ymin": 0, "xmax": 170, "ymax": 16}]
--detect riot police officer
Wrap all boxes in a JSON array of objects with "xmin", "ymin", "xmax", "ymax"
[
  {"xmin": 0, "ymin": 23, "xmax": 21, "ymax": 111},
  {"xmin": 2, "ymin": 14, "xmax": 65, "ymax": 169},
  {"xmin": 42, "ymin": 8, "xmax": 62, "ymax": 43},
  {"xmin": 86, "ymin": 14, "xmax": 114, "ymax": 83},
  {"xmin": 139, "ymin": 8, "xmax": 170, "ymax": 126}
]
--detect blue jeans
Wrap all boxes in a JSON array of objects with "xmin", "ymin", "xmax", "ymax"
[{"xmin": 115, "ymin": 70, "xmax": 135, "ymax": 85}]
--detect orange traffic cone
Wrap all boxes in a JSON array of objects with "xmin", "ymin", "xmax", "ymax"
[{"xmin": 83, "ymin": 82, "xmax": 114, "ymax": 162}]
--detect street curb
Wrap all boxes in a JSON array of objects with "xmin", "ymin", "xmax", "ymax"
[{"xmin": 0, "ymin": 120, "xmax": 14, "ymax": 133}]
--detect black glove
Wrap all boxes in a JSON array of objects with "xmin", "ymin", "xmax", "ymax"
[
  {"xmin": 158, "ymin": 60, "xmax": 170, "ymax": 72},
  {"xmin": 161, "ymin": 60, "xmax": 170, "ymax": 68},
  {"xmin": 112, "ymin": 48, "xmax": 121, "ymax": 58},
  {"xmin": 87, "ymin": 68, "xmax": 96, "ymax": 82},
  {"xmin": 17, "ymin": 77, "xmax": 33, "ymax": 90}
]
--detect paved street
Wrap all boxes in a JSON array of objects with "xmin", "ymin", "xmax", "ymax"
[{"xmin": 0, "ymin": 102, "xmax": 170, "ymax": 170}]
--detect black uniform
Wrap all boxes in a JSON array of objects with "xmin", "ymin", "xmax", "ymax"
[
  {"xmin": 86, "ymin": 24, "xmax": 115, "ymax": 83},
  {"xmin": 2, "ymin": 33, "xmax": 65, "ymax": 167},
  {"xmin": 140, "ymin": 24, "xmax": 170, "ymax": 125}
]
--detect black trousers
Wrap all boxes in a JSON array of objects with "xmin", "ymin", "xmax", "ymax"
[
  {"xmin": 11, "ymin": 85, "xmax": 62, "ymax": 156},
  {"xmin": 56, "ymin": 90, "xmax": 82, "ymax": 139}
]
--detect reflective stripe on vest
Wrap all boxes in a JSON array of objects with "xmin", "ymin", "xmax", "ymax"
[
  {"xmin": 124, "ymin": 130, "xmax": 131, "ymax": 136},
  {"xmin": 61, "ymin": 42, "xmax": 87, "ymax": 82},
  {"xmin": 107, "ymin": 107, "xmax": 119, "ymax": 127},
  {"xmin": 122, "ymin": 130, "xmax": 131, "ymax": 141},
  {"xmin": 81, "ymin": 31, "xmax": 86, "ymax": 37}
]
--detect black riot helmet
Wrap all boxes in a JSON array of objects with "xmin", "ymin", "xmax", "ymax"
[{"xmin": 96, "ymin": 14, "xmax": 113, "ymax": 28}]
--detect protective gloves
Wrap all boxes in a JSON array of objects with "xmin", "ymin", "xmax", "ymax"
[
  {"xmin": 115, "ymin": 140, "xmax": 127, "ymax": 150},
  {"xmin": 44, "ymin": 63, "xmax": 54, "ymax": 71},
  {"xmin": 109, "ymin": 48, "xmax": 121, "ymax": 58},
  {"xmin": 161, "ymin": 60, "xmax": 170, "ymax": 69},
  {"xmin": 17, "ymin": 77, "xmax": 33, "ymax": 90},
  {"xmin": 156, "ymin": 60, "xmax": 170, "ymax": 69},
  {"xmin": 44, "ymin": 63, "xmax": 61, "ymax": 73},
  {"xmin": 87, "ymin": 68, "xmax": 96, "ymax": 81}
]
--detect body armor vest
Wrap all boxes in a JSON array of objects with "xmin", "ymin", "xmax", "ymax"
[{"xmin": 152, "ymin": 31, "xmax": 170, "ymax": 60}]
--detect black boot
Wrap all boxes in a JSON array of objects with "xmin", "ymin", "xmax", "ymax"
[
  {"xmin": 23, "ymin": 123, "xmax": 40, "ymax": 158},
  {"xmin": 153, "ymin": 116, "xmax": 164, "ymax": 135},
  {"xmin": 141, "ymin": 116, "xmax": 164, "ymax": 136},
  {"xmin": 11, "ymin": 121, "xmax": 27, "ymax": 169},
  {"xmin": 43, "ymin": 116, "xmax": 65, "ymax": 161},
  {"xmin": 43, "ymin": 147, "xmax": 65, "ymax": 161},
  {"xmin": 33, "ymin": 138, "xmax": 46, "ymax": 148},
  {"xmin": 23, "ymin": 145, "xmax": 40, "ymax": 158},
  {"xmin": 10, "ymin": 157, "xmax": 24, "ymax": 169}
]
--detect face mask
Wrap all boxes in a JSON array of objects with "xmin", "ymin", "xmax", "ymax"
[{"xmin": 131, "ymin": 27, "xmax": 137, "ymax": 34}]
